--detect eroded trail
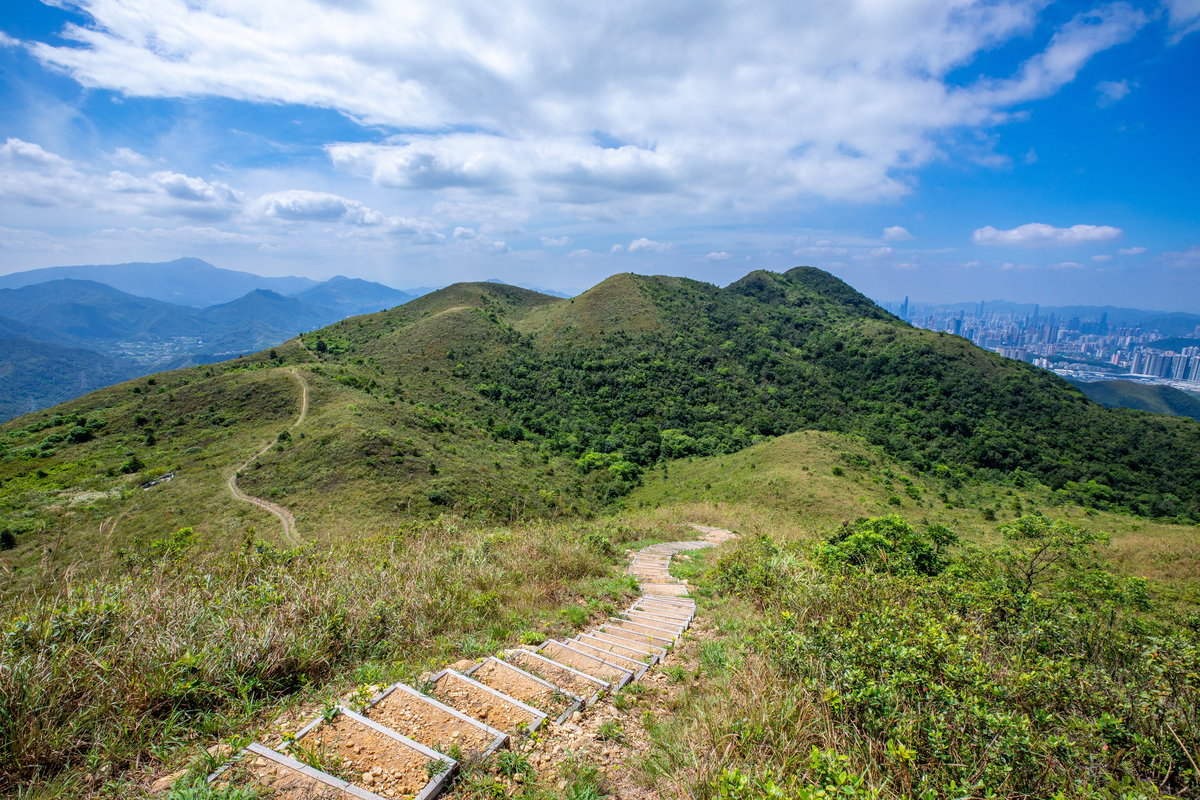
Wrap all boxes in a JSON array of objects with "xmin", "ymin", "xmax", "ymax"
[
  {"xmin": 200, "ymin": 524, "xmax": 738, "ymax": 800},
  {"xmin": 227, "ymin": 368, "xmax": 308, "ymax": 546}
]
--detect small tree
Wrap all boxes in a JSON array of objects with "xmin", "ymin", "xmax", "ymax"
[
  {"xmin": 0, "ymin": 529, "xmax": 15, "ymax": 551},
  {"xmin": 1000, "ymin": 513, "xmax": 1108, "ymax": 595}
]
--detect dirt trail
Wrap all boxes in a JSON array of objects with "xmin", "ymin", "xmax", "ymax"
[{"xmin": 227, "ymin": 368, "xmax": 308, "ymax": 546}]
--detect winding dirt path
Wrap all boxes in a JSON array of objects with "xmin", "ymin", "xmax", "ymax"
[{"xmin": 227, "ymin": 368, "xmax": 308, "ymax": 546}]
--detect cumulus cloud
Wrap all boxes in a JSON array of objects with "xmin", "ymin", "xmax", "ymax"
[
  {"xmin": 1095, "ymin": 79, "xmax": 1132, "ymax": 107},
  {"xmin": 627, "ymin": 237, "xmax": 675, "ymax": 254},
  {"xmin": 0, "ymin": 137, "xmax": 241, "ymax": 220},
  {"xmin": 883, "ymin": 226, "xmax": 914, "ymax": 241},
  {"xmin": 541, "ymin": 235, "xmax": 573, "ymax": 247},
  {"xmin": 21, "ymin": 0, "xmax": 1148, "ymax": 211},
  {"xmin": 111, "ymin": 147, "xmax": 150, "ymax": 166},
  {"xmin": 1118, "ymin": 246, "xmax": 1147, "ymax": 255},
  {"xmin": 453, "ymin": 226, "xmax": 509, "ymax": 253},
  {"xmin": 0, "ymin": 138, "xmax": 447, "ymax": 243},
  {"xmin": 703, "ymin": 251, "xmax": 732, "ymax": 261},
  {"xmin": 972, "ymin": 223, "xmax": 1123, "ymax": 247},
  {"xmin": 853, "ymin": 246, "xmax": 894, "ymax": 260}
]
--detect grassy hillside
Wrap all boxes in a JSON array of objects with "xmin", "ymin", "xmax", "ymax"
[
  {"xmin": 6, "ymin": 267, "xmax": 1199, "ymax": 583},
  {"xmin": 1070, "ymin": 378, "xmax": 1200, "ymax": 421},
  {"xmin": 304, "ymin": 268, "xmax": 1199, "ymax": 519},
  {"xmin": 3, "ymin": 260, "xmax": 1199, "ymax": 797}
]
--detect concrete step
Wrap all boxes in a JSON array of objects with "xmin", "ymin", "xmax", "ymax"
[
  {"xmin": 627, "ymin": 606, "xmax": 692, "ymax": 625},
  {"xmin": 566, "ymin": 637, "xmax": 654, "ymax": 679},
  {"xmin": 362, "ymin": 683, "xmax": 507, "ymax": 760},
  {"xmin": 596, "ymin": 623, "xmax": 674, "ymax": 651},
  {"xmin": 603, "ymin": 619, "xmax": 677, "ymax": 643},
  {"xmin": 464, "ymin": 657, "xmax": 583, "ymax": 725},
  {"xmin": 536, "ymin": 640, "xmax": 634, "ymax": 687},
  {"xmin": 504, "ymin": 649, "xmax": 610, "ymax": 705},
  {"xmin": 622, "ymin": 611, "xmax": 688, "ymax": 632},
  {"xmin": 578, "ymin": 630, "xmax": 665, "ymax": 660},
  {"xmin": 429, "ymin": 669, "xmax": 547, "ymax": 738}
]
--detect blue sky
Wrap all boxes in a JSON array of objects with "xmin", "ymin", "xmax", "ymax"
[{"xmin": 1, "ymin": 0, "xmax": 1198, "ymax": 310}]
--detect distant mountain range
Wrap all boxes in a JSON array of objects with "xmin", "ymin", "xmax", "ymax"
[
  {"xmin": 0, "ymin": 257, "xmax": 319, "ymax": 307},
  {"xmin": 0, "ymin": 260, "xmax": 419, "ymax": 421}
]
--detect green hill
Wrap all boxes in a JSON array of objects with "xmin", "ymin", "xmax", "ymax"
[
  {"xmin": 1069, "ymin": 378, "xmax": 1200, "ymax": 421},
  {"xmin": 3, "ymin": 268, "xmax": 1200, "ymax": 576}
]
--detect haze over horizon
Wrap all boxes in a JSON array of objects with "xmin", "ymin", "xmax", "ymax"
[{"xmin": 2, "ymin": 0, "xmax": 1198, "ymax": 310}]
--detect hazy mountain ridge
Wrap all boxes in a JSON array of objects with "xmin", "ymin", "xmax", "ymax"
[
  {"xmin": 0, "ymin": 266, "xmax": 416, "ymax": 421},
  {"xmin": 0, "ymin": 257, "xmax": 319, "ymax": 307}
]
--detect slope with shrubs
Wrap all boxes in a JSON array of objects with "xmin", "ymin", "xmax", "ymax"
[{"xmin": 635, "ymin": 511, "xmax": 1199, "ymax": 800}]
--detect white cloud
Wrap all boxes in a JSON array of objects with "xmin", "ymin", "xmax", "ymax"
[
  {"xmin": 453, "ymin": 226, "xmax": 509, "ymax": 253},
  {"xmin": 111, "ymin": 147, "xmax": 150, "ymax": 166},
  {"xmin": 1095, "ymin": 79, "xmax": 1132, "ymax": 107},
  {"xmin": 1156, "ymin": 246, "xmax": 1200, "ymax": 267},
  {"xmin": 22, "ymin": 0, "xmax": 1148, "ymax": 211},
  {"xmin": 972, "ymin": 222, "xmax": 1123, "ymax": 247},
  {"xmin": 1049, "ymin": 261, "xmax": 1087, "ymax": 269},
  {"xmin": 627, "ymin": 237, "xmax": 675, "ymax": 254},
  {"xmin": 566, "ymin": 249, "xmax": 595, "ymax": 258},
  {"xmin": 703, "ymin": 251, "xmax": 732, "ymax": 261},
  {"xmin": 1164, "ymin": 0, "xmax": 1200, "ymax": 43},
  {"xmin": 1023, "ymin": 147, "xmax": 1038, "ymax": 164},
  {"xmin": 1091, "ymin": 254, "xmax": 1113, "ymax": 262},
  {"xmin": 0, "ymin": 137, "xmax": 241, "ymax": 220},
  {"xmin": 540, "ymin": 235, "xmax": 573, "ymax": 247},
  {"xmin": 1117, "ymin": 246, "xmax": 1147, "ymax": 255},
  {"xmin": 882, "ymin": 226, "xmax": 914, "ymax": 241},
  {"xmin": 0, "ymin": 31, "xmax": 19, "ymax": 48},
  {"xmin": 794, "ymin": 245, "xmax": 848, "ymax": 257},
  {"xmin": 853, "ymin": 246, "xmax": 894, "ymax": 260}
]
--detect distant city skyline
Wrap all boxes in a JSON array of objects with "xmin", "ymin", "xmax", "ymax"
[{"xmin": 1, "ymin": 1, "xmax": 1198, "ymax": 310}]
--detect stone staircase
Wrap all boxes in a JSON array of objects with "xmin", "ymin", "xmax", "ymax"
[{"xmin": 208, "ymin": 526, "xmax": 734, "ymax": 800}]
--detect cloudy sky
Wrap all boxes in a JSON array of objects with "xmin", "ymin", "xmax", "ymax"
[{"xmin": 1, "ymin": 0, "xmax": 1198, "ymax": 308}]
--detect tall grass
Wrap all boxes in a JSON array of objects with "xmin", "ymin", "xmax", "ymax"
[{"xmin": 0, "ymin": 517, "xmax": 647, "ymax": 796}]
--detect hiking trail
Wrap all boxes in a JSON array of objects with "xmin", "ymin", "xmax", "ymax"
[
  {"xmin": 197, "ymin": 523, "xmax": 737, "ymax": 799},
  {"xmin": 227, "ymin": 368, "xmax": 307, "ymax": 547}
]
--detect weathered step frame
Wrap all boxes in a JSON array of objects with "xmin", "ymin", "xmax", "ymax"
[
  {"xmin": 363, "ymin": 682, "xmax": 508, "ymax": 758},
  {"xmin": 464, "ymin": 656, "xmax": 584, "ymax": 725},
  {"xmin": 536, "ymin": 640, "xmax": 637, "ymax": 686},
  {"xmin": 428, "ymin": 668, "xmax": 549, "ymax": 737},
  {"xmin": 504, "ymin": 648, "xmax": 610, "ymax": 707}
]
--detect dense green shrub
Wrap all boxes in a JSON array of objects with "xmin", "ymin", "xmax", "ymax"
[{"xmin": 705, "ymin": 515, "xmax": 1199, "ymax": 798}]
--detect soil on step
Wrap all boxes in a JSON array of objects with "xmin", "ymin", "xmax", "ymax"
[
  {"xmin": 432, "ymin": 672, "xmax": 540, "ymax": 735},
  {"xmin": 471, "ymin": 660, "xmax": 577, "ymax": 719},
  {"xmin": 232, "ymin": 756, "xmax": 347, "ymax": 799},
  {"xmin": 304, "ymin": 713, "xmax": 435, "ymax": 798},
  {"xmin": 366, "ymin": 688, "xmax": 497, "ymax": 758},
  {"xmin": 536, "ymin": 643, "xmax": 629, "ymax": 684},
  {"xmin": 507, "ymin": 650, "xmax": 606, "ymax": 700}
]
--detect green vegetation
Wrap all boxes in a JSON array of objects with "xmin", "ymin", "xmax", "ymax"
[
  {"xmin": 303, "ymin": 268, "xmax": 1200, "ymax": 519},
  {"xmin": 1069, "ymin": 378, "xmax": 1200, "ymax": 421},
  {"xmin": 1, "ymin": 267, "xmax": 1199, "ymax": 799},
  {"xmin": 0, "ymin": 516, "xmax": 647, "ymax": 794},
  {"xmin": 638, "ymin": 513, "xmax": 1199, "ymax": 799}
]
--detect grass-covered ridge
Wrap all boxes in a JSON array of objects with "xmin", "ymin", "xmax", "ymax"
[{"xmin": 305, "ymin": 268, "xmax": 1200, "ymax": 519}]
